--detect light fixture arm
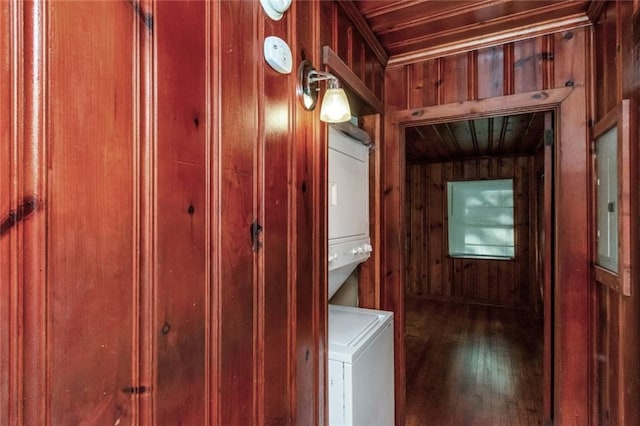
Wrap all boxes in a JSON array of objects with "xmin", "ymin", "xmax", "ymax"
[{"xmin": 307, "ymin": 70, "xmax": 341, "ymax": 89}]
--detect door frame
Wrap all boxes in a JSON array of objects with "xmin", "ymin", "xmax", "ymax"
[{"xmin": 381, "ymin": 86, "xmax": 591, "ymax": 425}]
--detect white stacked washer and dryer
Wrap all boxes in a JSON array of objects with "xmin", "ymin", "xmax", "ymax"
[{"xmin": 327, "ymin": 125, "xmax": 394, "ymax": 426}]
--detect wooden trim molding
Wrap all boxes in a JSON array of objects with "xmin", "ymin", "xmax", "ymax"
[
  {"xmin": 322, "ymin": 46, "xmax": 384, "ymax": 114},
  {"xmin": 594, "ymin": 265, "xmax": 620, "ymax": 292},
  {"xmin": 23, "ymin": 1, "xmax": 48, "ymax": 422},
  {"xmin": 392, "ymin": 87, "xmax": 575, "ymax": 125},
  {"xmin": 335, "ymin": 0, "xmax": 388, "ymax": 66},
  {"xmin": 586, "ymin": 0, "xmax": 608, "ymax": 23}
]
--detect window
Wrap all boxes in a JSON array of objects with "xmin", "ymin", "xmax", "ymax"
[{"xmin": 447, "ymin": 179, "xmax": 515, "ymax": 259}]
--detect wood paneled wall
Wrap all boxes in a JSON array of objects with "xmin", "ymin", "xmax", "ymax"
[
  {"xmin": 405, "ymin": 156, "xmax": 537, "ymax": 309},
  {"xmin": 384, "ymin": 27, "xmax": 590, "ymax": 425},
  {"xmin": 591, "ymin": 2, "xmax": 640, "ymax": 425},
  {"xmin": 0, "ymin": 1, "xmax": 385, "ymax": 424},
  {"xmin": 388, "ymin": 30, "xmax": 586, "ymax": 112},
  {"xmin": 1, "ymin": 0, "xmax": 386, "ymax": 423}
]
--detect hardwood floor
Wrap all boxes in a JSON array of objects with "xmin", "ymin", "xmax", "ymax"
[{"xmin": 405, "ymin": 297, "xmax": 543, "ymax": 426}]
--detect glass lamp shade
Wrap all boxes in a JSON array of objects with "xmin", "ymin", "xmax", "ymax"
[{"xmin": 319, "ymin": 88, "xmax": 351, "ymax": 123}]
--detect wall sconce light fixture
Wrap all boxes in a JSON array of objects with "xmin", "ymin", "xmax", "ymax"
[{"xmin": 297, "ymin": 60, "xmax": 351, "ymax": 123}]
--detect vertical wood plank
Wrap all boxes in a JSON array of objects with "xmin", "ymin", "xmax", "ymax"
[
  {"xmin": 336, "ymin": 7, "xmax": 351, "ymax": 65},
  {"xmin": 294, "ymin": 1, "xmax": 323, "ymax": 424},
  {"xmin": 478, "ymin": 158, "xmax": 490, "ymax": 179},
  {"xmin": 462, "ymin": 158, "xmax": 477, "ymax": 180},
  {"xmin": 138, "ymin": 0, "xmax": 155, "ymax": 422},
  {"xmin": 409, "ymin": 62, "xmax": 424, "ymax": 109},
  {"xmin": 542, "ymin": 35, "xmax": 554, "ymax": 90},
  {"xmin": 542, "ymin": 115, "xmax": 554, "ymax": 421},
  {"xmin": 503, "ymin": 43, "xmax": 515, "ymax": 96},
  {"xmin": 46, "ymin": 1, "xmax": 135, "ymax": 423},
  {"xmin": 155, "ymin": 1, "xmax": 207, "ymax": 423},
  {"xmin": 442, "ymin": 161, "xmax": 454, "ymax": 297},
  {"xmin": 513, "ymin": 37, "xmax": 544, "ymax": 94},
  {"xmin": 260, "ymin": 9, "xmax": 293, "ymax": 423},
  {"xmin": 593, "ymin": 2, "xmax": 618, "ymax": 120},
  {"xmin": 359, "ymin": 114, "xmax": 382, "ymax": 308},
  {"xmin": 620, "ymin": 0, "xmax": 638, "ymax": 98},
  {"xmin": 421, "ymin": 59, "xmax": 440, "ymax": 107},
  {"xmin": 364, "ymin": 45, "xmax": 380, "ymax": 100},
  {"xmin": 477, "ymin": 46, "xmax": 504, "ymax": 100},
  {"xmin": 467, "ymin": 50, "xmax": 478, "ymax": 101},
  {"xmin": 595, "ymin": 286, "xmax": 614, "ymax": 424},
  {"xmin": 488, "ymin": 258, "xmax": 500, "ymax": 301},
  {"xmin": 428, "ymin": 163, "xmax": 443, "ymax": 297},
  {"xmin": 452, "ymin": 258, "xmax": 463, "ymax": 298},
  {"xmin": 382, "ymin": 113, "xmax": 406, "ymax": 426},
  {"xmin": 405, "ymin": 166, "xmax": 413, "ymax": 294},
  {"xmin": 442, "ymin": 53, "xmax": 469, "ymax": 104},
  {"xmin": 515, "ymin": 156, "xmax": 530, "ymax": 306},
  {"xmin": 462, "ymin": 259, "xmax": 478, "ymax": 301},
  {"xmin": 386, "ymin": 66, "xmax": 408, "ymax": 111},
  {"xmin": 610, "ymin": 294, "xmax": 623, "ymax": 423},
  {"xmin": 372, "ymin": 59, "xmax": 385, "ymax": 102},
  {"xmin": 498, "ymin": 158, "xmax": 515, "ymax": 305},
  {"xmin": 408, "ymin": 165, "xmax": 423, "ymax": 294},
  {"xmin": 476, "ymin": 260, "xmax": 490, "ymax": 301},
  {"xmin": 351, "ymin": 30, "xmax": 366, "ymax": 83},
  {"xmin": 554, "ymin": 85, "xmax": 589, "ymax": 425},
  {"xmin": 218, "ymin": 1, "xmax": 257, "ymax": 424},
  {"xmin": 554, "ymin": 28, "xmax": 587, "ymax": 90}
]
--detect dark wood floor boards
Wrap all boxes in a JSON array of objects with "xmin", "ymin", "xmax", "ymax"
[{"xmin": 405, "ymin": 297, "xmax": 543, "ymax": 426}]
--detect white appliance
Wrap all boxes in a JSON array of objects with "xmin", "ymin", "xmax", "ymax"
[
  {"xmin": 327, "ymin": 125, "xmax": 371, "ymax": 299},
  {"xmin": 327, "ymin": 125, "xmax": 394, "ymax": 426},
  {"xmin": 328, "ymin": 305, "xmax": 394, "ymax": 426}
]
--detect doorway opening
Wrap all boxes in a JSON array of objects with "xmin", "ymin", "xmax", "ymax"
[{"xmin": 402, "ymin": 111, "xmax": 555, "ymax": 425}]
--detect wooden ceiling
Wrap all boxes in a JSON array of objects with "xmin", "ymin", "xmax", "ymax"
[
  {"xmin": 348, "ymin": 0, "xmax": 591, "ymax": 163},
  {"xmin": 404, "ymin": 112, "xmax": 547, "ymax": 163},
  {"xmin": 353, "ymin": 0, "xmax": 593, "ymax": 66}
]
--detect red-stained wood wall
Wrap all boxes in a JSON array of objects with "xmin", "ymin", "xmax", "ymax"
[
  {"xmin": 8, "ymin": 0, "xmax": 640, "ymax": 425},
  {"xmin": 405, "ymin": 155, "xmax": 538, "ymax": 310},
  {"xmin": 590, "ymin": 2, "xmax": 640, "ymax": 425},
  {"xmin": 384, "ymin": 27, "xmax": 591, "ymax": 425},
  {"xmin": 1, "ymin": 0, "xmax": 386, "ymax": 424}
]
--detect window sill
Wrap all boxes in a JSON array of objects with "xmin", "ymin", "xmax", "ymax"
[{"xmin": 448, "ymin": 254, "xmax": 515, "ymax": 261}]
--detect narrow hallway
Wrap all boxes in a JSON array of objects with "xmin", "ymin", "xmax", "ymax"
[{"xmin": 405, "ymin": 297, "xmax": 543, "ymax": 426}]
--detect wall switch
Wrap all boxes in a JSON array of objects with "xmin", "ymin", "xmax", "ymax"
[{"xmin": 264, "ymin": 36, "xmax": 292, "ymax": 74}]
